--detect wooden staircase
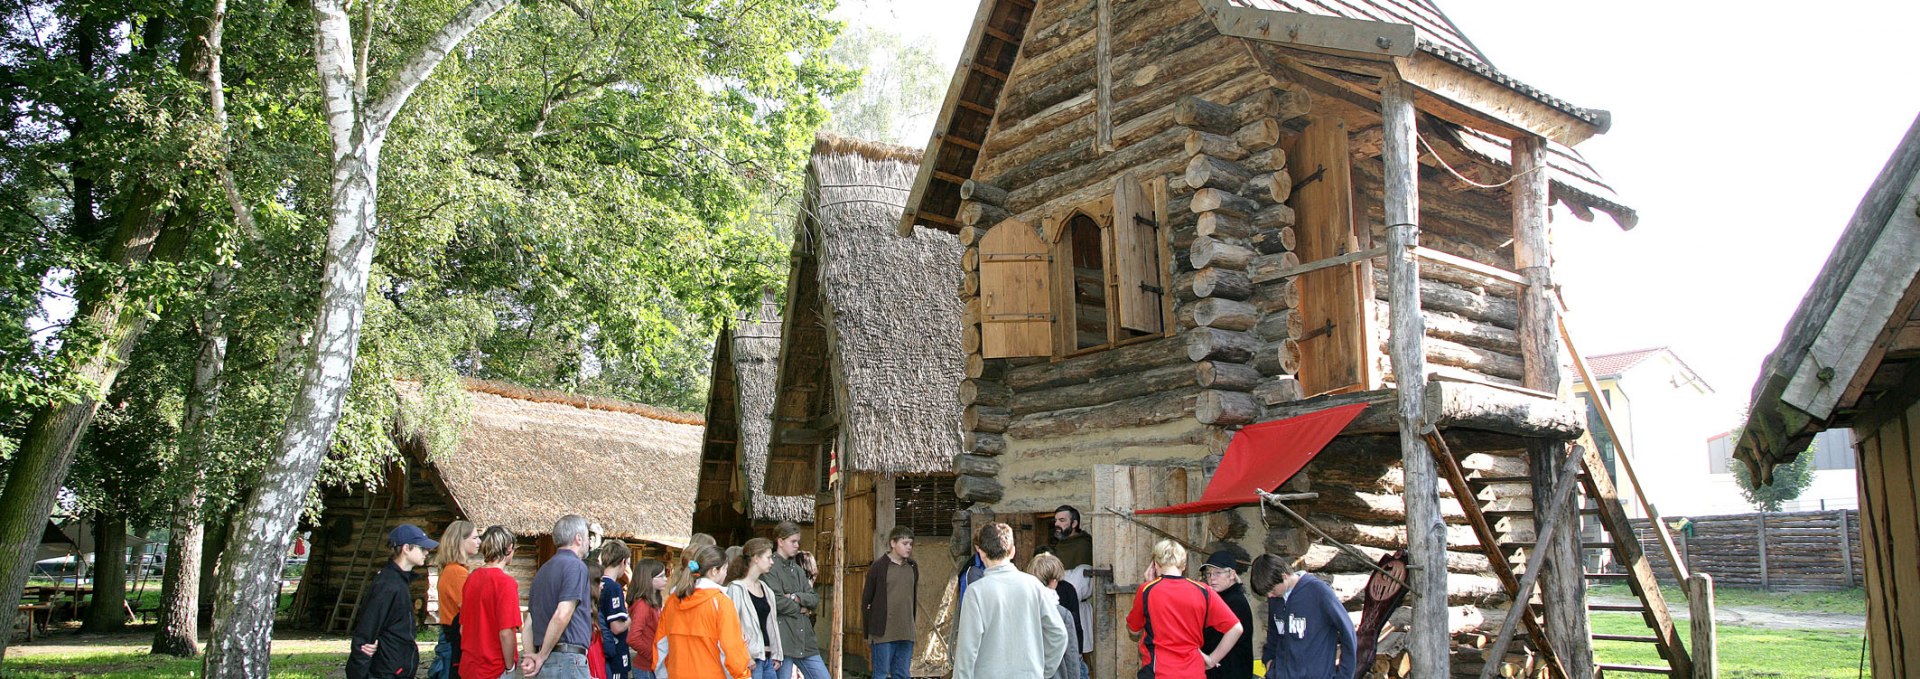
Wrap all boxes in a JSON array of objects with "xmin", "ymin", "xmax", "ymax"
[
  {"xmin": 1421, "ymin": 319, "xmax": 1712, "ymax": 679},
  {"xmin": 325, "ymin": 497, "xmax": 393, "ymax": 634}
]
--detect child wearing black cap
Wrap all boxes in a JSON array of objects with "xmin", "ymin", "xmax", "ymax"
[
  {"xmin": 1199, "ymin": 550, "xmax": 1256, "ymax": 679},
  {"xmin": 347, "ymin": 523, "xmax": 439, "ymax": 679}
]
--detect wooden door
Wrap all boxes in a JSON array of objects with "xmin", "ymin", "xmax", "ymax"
[
  {"xmin": 1287, "ymin": 116, "xmax": 1370, "ymax": 397},
  {"xmin": 1089, "ymin": 465, "xmax": 1208, "ymax": 679}
]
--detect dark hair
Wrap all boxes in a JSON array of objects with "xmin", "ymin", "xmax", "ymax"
[
  {"xmin": 630, "ymin": 558, "xmax": 666, "ymax": 609},
  {"xmin": 775, "ymin": 521, "xmax": 803, "ymax": 541},
  {"xmin": 974, "ymin": 522, "xmax": 1013, "ymax": 562},
  {"xmin": 1249, "ymin": 553, "xmax": 1293, "ymax": 596},
  {"xmin": 670, "ymin": 544, "xmax": 727, "ymax": 599},
  {"xmin": 887, "ymin": 526, "xmax": 914, "ymax": 543},
  {"xmin": 598, "ymin": 541, "xmax": 632, "ymax": 571},
  {"xmin": 727, "ymin": 538, "xmax": 774, "ymax": 584},
  {"xmin": 1055, "ymin": 505, "xmax": 1081, "ymax": 528},
  {"xmin": 795, "ymin": 551, "xmax": 818, "ymax": 580}
]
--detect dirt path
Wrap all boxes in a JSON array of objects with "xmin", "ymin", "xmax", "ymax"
[{"xmin": 1590, "ymin": 593, "xmax": 1866, "ymax": 632}]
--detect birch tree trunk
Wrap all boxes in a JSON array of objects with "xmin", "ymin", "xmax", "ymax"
[
  {"xmin": 200, "ymin": 1, "xmax": 513, "ymax": 674},
  {"xmin": 154, "ymin": 0, "xmax": 250, "ymax": 655}
]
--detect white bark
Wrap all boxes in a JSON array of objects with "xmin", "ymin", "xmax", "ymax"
[{"xmin": 200, "ymin": 0, "xmax": 513, "ymax": 675}]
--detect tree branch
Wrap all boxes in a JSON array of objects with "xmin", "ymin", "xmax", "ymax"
[{"xmin": 366, "ymin": 0, "xmax": 517, "ymax": 139}]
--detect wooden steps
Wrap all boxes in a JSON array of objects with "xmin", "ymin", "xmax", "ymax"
[
  {"xmin": 325, "ymin": 498, "xmax": 392, "ymax": 634},
  {"xmin": 1596, "ymin": 663, "xmax": 1675, "ymax": 675}
]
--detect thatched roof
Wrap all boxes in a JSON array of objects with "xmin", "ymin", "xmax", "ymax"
[
  {"xmin": 763, "ymin": 133, "xmax": 965, "ymax": 491},
  {"xmin": 410, "ymin": 380, "xmax": 705, "ymax": 547},
  {"xmin": 732, "ymin": 301, "xmax": 815, "ymax": 523}
]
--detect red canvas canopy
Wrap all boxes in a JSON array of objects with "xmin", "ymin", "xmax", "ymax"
[{"xmin": 1137, "ymin": 403, "xmax": 1369, "ymax": 515}]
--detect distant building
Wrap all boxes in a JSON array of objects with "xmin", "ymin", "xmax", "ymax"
[
  {"xmin": 1705, "ymin": 428, "xmax": 1858, "ymax": 512},
  {"xmin": 1572, "ymin": 347, "xmax": 1728, "ymax": 517}
]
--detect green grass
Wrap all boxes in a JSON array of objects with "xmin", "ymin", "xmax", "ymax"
[
  {"xmin": 1, "ymin": 650, "xmax": 342, "ymax": 678},
  {"xmin": 1590, "ymin": 613, "xmax": 1867, "ymax": 678},
  {"xmin": 1589, "ymin": 583, "xmax": 1868, "ymax": 617}
]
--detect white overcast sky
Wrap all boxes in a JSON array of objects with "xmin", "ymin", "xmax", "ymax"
[{"xmin": 833, "ymin": 0, "xmax": 1920, "ymax": 426}]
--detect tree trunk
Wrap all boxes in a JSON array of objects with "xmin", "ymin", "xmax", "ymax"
[
  {"xmin": 155, "ymin": 0, "xmax": 249, "ymax": 654},
  {"xmin": 201, "ymin": 1, "xmax": 512, "ymax": 674},
  {"xmin": 82, "ymin": 511, "xmax": 130, "ymax": 634},
  {"xmin": 0, "ymin": 189, "xmax": 181, "ymax": 661}
]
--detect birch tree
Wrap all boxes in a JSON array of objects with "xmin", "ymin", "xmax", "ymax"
[{"xmin": 202, "ymin": 0, "xmax": 515, "ymax": 673}]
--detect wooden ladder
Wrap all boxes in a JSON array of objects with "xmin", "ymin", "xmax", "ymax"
[{"xmin": 325, "ymin": 497, "xmax": 393, "ymax": 635}]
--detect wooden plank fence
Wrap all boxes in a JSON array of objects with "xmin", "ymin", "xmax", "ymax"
[{"xmin": 1627, "ymin": 509, "xmax": 1864, "ymax": 591}]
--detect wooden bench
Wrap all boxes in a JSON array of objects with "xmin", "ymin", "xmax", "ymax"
[{"xmin": 15, "ymin": 604, "xmax": 50, "ymax": 642}]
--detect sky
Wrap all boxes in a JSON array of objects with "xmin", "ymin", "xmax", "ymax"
[{"xmin": 833, "ymin": 0, "xmax": 1920, "ymax": 426}]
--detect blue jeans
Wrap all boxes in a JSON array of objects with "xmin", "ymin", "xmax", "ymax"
[
  {"xmin": 870, "ymin": 640, "xmax": 913, "ymax": 679},
  {"xmin": 786, "ymin": 654, "xmax": 830, "ymax": 679},
  {"xmin": 630, "ymin": 669, "xmax": 656, "ymax": 679},
  {"xmin": 540, "ymin": 651, "xmax": 593, "ymax": 679},
  {"xmin": 751, "ymin": 657, "xmax": 782, "ymax": 679}
]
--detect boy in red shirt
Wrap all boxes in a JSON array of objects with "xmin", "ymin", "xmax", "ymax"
[
  {"xmin": 1127, "ymin": 540, "xmax": 1243, "ymax": 679},
  {"xmin": 461, "ymin": 526, "xmax": 523, "ymax": 679}
]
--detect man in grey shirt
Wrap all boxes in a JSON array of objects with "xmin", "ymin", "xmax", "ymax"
[
  {"xmin": 953, "ymin": 522, "xmax": 1068, "ymax": 679},
  {"xmin": 523, "ymin": 514, "xmax": 594, "ymax": 678}
]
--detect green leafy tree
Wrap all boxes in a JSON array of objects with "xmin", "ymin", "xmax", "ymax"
[
  {"xmin": 1734, "ymin": 439, "xmax": 1818, "ymax": 512},
  {"xmin": 823, "ymin": 22, "xmax": 947, "ymax": 145}
]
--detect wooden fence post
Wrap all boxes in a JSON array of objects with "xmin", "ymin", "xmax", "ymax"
[
  {"xmin": 1756, "ymin": 512, "xmax": 1769, "ymax": 591},
  {"xmin": 1688, "ymin": 572, "xmax": 1718, "ymax": 679},
  {"xmin": 1837, "ymin": 509, "xmax": 1854, "ymax": 587}
]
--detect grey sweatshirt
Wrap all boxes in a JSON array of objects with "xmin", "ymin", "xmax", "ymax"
[{"xmin": 953, "ymin": 562, "xmax": 1069, "ymax": 679}]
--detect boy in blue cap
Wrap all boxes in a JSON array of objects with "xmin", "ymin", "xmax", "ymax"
[{"xmin": 348, "ymin": 523, "xmax": 438, "ymax": 679}]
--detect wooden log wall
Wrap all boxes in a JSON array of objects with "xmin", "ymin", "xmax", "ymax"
[
  {"xmin": 1626, "ymin": 509, "xmax": 1865, "ymax": 591},
  {"xmin": 1349, "ymin": 151, "xmax": 1527, "ymax": 390}
]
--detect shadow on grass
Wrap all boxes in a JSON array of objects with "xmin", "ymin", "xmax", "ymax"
[{"xmin": 2, "ymin": 650, "xmax": 343, "ymax": 678}]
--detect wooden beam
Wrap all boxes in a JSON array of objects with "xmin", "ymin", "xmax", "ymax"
[
  {"xmin": 957, "ymin": 99, "xmax": 994, "ymax": 116},
  {"xmin": 1395, "ymin": 53, "xmax": 1603, "ymax": 146},
  {"xmin": 1251, "ymin": 246, "xmax": 1386, "ymax": 284},
  {"xmin": 898, "ymin": 0, "xmax": 1001, "ymax": 236},
  {"xmin": 1477, "ymin": 448, "xmax": 1583, "ymax": 679},
  {"xmin": 1094, "ymin": 0, "xmax": 1113, "ymax": 154},
  {"xmin": 968, "ymin": 61, "xmax": 1009, "ymax": 81},
  {"xmin": 1413, "ymin": 245, "xmax": 1524, "ymax": 286},
  {"xmin": 1203, "ymin": 0, "xmax": 1415, "ymax": 61},
  {"xmin": 1382, "ymin": 76, "xmax": 1448, "ymax": 679}
]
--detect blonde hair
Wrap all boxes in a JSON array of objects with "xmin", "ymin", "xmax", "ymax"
[
  {"xmin": 1028, "ymin": 552, "xmax": 1065, "ymax": 584},
  {"xmin": 433, "ymin": 520, "xmax": 476, "ymax": 568},
  {"xmin": 1151, "ymin": 539, "xmax": 1187, "ymax": 570}
]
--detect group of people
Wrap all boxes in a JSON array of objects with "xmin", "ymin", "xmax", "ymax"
[
  {"xmin": 346, "ymin": 516, "xmax": 864, "ymax": 679},
  {"xmin": 347, "ymin": 505, "xmax": 1355, "ymax": 679},
  {"xmin": 949, "ymin": 505, "xmax": 1357, "ymax": 679}
]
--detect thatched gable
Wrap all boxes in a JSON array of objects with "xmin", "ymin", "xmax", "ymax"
[
  {"xmin": 414, "ymin": 381, "xmax": 705, "ymax": 547},
  {"xmin": 697, "ymin": 296, "xmax": 815, "ymax": 534},
  {"xmin": 763, "ymin": 134, "xmax": 965, "ymax": 494}
]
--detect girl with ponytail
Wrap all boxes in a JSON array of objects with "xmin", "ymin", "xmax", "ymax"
[{"xmin": 655, "ymin": 544, "xmax": 750, "ymax": 679}]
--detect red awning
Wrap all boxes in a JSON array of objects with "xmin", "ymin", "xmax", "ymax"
[{"xmin": 1137, "ymin": 402, "xmax": 1369, "ymax": 515}]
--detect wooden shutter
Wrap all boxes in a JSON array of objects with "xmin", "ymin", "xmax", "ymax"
[
  {"xmin": 980, "ymin": 220, "xmax": 1054, "ymax": 358},
  {"xmin": 1112, "ymin": 172, "xmax": 1164, "ymax": 334},
  {"xmin": 1290, "ymin": 116, "xmax": 1369, "ymax": 397}
]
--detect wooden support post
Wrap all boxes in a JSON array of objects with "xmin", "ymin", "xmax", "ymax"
[
  {"xmin": 831, "ymin": 436, "xmax": 847, "ymax": 679},
  {"xmin": 1839, "ymin": 509, "xmax": 1855, "ymax": 587},
  {"xmin": 1382, "ymin": 77, "xmax": 1447, "ymax": 679},
  {"xmin": 1757, "ymin": 511, "xmax": 1770, "ymax": 591},
  {"xmin": 1688, "ymin": 573, "xmax": 1718, "ymax": 679},
  {"xmin": 1479, "ymin": 449, "xmax": 1583, "ymax": 679},
  {"xmin": 1513, "ymin": 132, "xmax": 1593, "ymax": 678}
]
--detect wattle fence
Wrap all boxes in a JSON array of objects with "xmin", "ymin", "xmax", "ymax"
[{"xmin": 1626, "ymin": 509, "xmax": 1865, "ymax": 591}]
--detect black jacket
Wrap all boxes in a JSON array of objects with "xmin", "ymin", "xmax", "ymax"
[
  {"xmin": 347, "ymin": 560, "xmax": 420, "ymax": 679},
  {"xmin": 1205, "ymin": 583, "xmax": 1255, "ymax": 679}
]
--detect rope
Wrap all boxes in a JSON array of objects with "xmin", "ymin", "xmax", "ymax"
[{"xmin": 1414, "ymin": 131, "xmax": 1548, "ymax": 191}]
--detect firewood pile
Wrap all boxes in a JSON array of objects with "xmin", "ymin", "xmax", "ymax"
[{"xmin": 1362, "ymin": 624, "xmax": 1547, "ymax": 679}]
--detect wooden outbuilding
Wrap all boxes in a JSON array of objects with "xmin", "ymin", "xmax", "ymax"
[
  {"xmin": 694, "ymin": 294, "xmax": 816, "ymax": 546},
  {"xmin": 292, "ymin": 380, "xmax": 703, "ymax": 632},
  {"xmin": 894, "ymin": 1, "xmax": 1702, "ymax": 677},
  {"xmin": 1736, "ymin": 112, "xmax": 1920, "ymax": 678},
  {"xmin": 760, "ymin": 134, "xmax": 968, "ymax": 676}
]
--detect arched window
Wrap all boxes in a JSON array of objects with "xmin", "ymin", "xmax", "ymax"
[{"xmin": 1066, "ymin": 212, "xmax": 1109, "ymax": 350}]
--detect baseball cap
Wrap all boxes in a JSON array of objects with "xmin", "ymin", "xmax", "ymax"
[
  {"xmin": 388, "ymin": 524, "xmax": 439, "ymax": 550},
  {"xmin": 1201, "ymin": 549, "xmax": 1243, "ymax": 574}
]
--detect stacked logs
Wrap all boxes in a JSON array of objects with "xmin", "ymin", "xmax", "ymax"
[
  {"xmin": 954, "ymin": 179, "xmax": 1016, "ymax": 504},
  {"xmin": 1362, "ymin": 607, "xmax": 1548, "ymax": 678},
  {"xmin": 1169, "ymin": 88, "xmax": 1310, "ymax": 426}
]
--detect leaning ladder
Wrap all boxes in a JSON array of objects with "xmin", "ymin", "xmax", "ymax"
[{"xmin": 325, "ymin": 497, "xmax": 393, "ymax": 635}]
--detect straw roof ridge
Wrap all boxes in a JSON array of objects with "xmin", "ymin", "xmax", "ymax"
[
  {"xmin": 808, "ymin": 140, "xmax": 966, "ymax": 474},
  {"xmin": 401, "ymin": 381, "xmax": 704, "ymax": 546},
  {"xmin": 459, "ymin": 378, "xmax": 704, "ymax": 426},
  {"xmin": 813, "ymin": 131, "xmax": 922, "ymax": 165}
]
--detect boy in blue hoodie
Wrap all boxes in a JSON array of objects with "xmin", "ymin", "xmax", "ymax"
[{"xmin": 1248, "ymin": 553, "xmax": 1356, "ymax": 679}]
